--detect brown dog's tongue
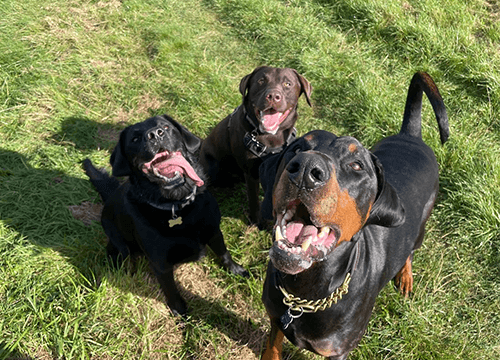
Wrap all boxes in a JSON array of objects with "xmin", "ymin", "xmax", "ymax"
[
  {"xmin": 261, "ymin": 112, "xmax": 282, "ymax": 132},
  {"xmin": 154, "ymin": 153, "xmax": 204, "ymax": 187}
]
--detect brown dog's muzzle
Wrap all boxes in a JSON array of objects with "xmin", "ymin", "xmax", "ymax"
[{"xmin": 270, "ymin": 151, "xmax": 367, "ymax": 274}]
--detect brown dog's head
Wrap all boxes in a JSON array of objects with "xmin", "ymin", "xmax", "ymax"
[
  {"xmin": 239, "ymin": 66, "xmax": 312, "ymax": 135},
  {"xmin": 260, "ymin": 130, "xmax": 405, "ymax": 274},
  {"xmin": 110, "ymin": 115, "xmax": 204, "ymax": 201}
]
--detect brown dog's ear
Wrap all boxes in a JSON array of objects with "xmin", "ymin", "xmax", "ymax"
[
  {"xmin": 239, "ymin": 66, "xmax": 267, "ymax": 99},
  {"xmin": 110, "ymin": 128, "xmax": 133, "ymax": 177},
  {"xmin": 162, "ymin": 115, "xmax": 202, "ymax": 154},
  {"xmin": 365, "ymin": 153, "xmax": 405, "ymax": 227},
  {"xmin": 292, "ymin": 70, "xmax": 313, "ymax": 107}
]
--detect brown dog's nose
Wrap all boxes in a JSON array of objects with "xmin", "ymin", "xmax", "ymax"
[
  {"xmin": 287, "ymin": 153, "xmax": 330, "ymax": 190},
  {"xmin": 266, "ymin": 91, "xmax": 282, "ymax": 103}
]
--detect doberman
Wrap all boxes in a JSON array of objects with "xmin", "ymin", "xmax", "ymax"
[
  {"xmin": 200, "ymin": 66, "xmax": 312, "ymax": 227},
  {"xmin": 258, "ymin": 72, "xmax": 449, "ymax": 359},
  {"xmin": 83, "ymin": 115, "xmax": 249, "ymax": 316}
]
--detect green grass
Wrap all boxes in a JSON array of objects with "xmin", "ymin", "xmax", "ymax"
[{"xmin": 1, "ymin": 0, "xmax": 500, "ymax": 359}]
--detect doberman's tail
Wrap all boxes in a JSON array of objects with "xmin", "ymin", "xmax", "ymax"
[
  {"xmin": 82, "ymin": 158, "xmax": 120, "ymax": 203},
  {"xmin": 399, "ymin": 72, "xmax": 449, "ymax": 144}
]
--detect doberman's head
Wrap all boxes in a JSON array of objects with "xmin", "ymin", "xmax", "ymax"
[
  {"xmin": 239, "ymin": 66, "xmax": 312, "ymax": 135},
  {"xmin": 110, "ymin": 115, "xmax": 204, "ymax": 201},
  {"xmin": 260, "ymin": 130, "xmax": 405, "ymax": 274}
]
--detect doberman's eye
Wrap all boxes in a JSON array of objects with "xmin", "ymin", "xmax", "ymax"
[{"xmin": 349, "ymin": 162, "xmax": 363, "ymax": 171}]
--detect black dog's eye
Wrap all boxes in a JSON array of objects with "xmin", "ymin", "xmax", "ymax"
[
  {"xmin": 132, "ymin": 137, "xmax": 140, "ymax": 143},
  {"xmin": 349, "ymin": 162, "xmax": 363, "ymax": 171},
  {"xmin": 258, "ymin": 77, "xmax": 265, "ymax": 85}
]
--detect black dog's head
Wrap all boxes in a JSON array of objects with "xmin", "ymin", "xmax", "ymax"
[
  {"xmin": 239, "ymin": 66, "xmax": 312, "ymax": 135},
  {"xmin": 260, "ymin": 130, "xmax": 405, "ymax": 275},
  {"xmin": 110, "ymin": 115, "xmax": 204, "ymax": 201}
]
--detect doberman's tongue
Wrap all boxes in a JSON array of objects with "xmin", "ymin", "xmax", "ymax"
[{"xmin": 286, "ymin": 222, "xmax": 319, "ymax": 245}]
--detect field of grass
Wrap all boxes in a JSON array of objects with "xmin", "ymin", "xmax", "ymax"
[{"xmin": 1, "ymin": 0, "xmax": 499, "ymax": 359}]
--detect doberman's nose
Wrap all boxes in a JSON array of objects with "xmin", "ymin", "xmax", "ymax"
[{"xmin": 287, "ymin": 152, "xmax": 330, "ymax": 190}]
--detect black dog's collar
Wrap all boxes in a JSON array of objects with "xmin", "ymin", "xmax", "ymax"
[
  {"xmin": 237, "ymin": 105, "xmax": 297, "ymax": 158},
  {"xmin": 135, "ymin": 185, "xmax": 198, "ymax": 215}
]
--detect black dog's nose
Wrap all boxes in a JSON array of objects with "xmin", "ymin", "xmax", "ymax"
[
  {"xmin": 147, "ymin": 127, "xmax": 165, "ymax": 140},
  {"xmin": 287, "ymin": 152, "xmax": 330, "ymax": 190}
]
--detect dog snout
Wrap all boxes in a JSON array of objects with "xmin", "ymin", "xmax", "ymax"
[
  {"xmin": 265, "ymin": 90, "xmax": 282, "ymax": 104},
  {"xmin": 147, "ymin": 127, "xmax": 165, "ymax": 141},
  {"xmin": 287, "ymin": 152, "xmax": 330, "ymax": 190}
]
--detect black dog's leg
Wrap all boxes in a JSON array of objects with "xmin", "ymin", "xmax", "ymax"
[
  {"xmin": 154, "ymin": 266, "xmax": 187, "ymax": 316},
  {"xmin": 208, "ymin": 230, "xmax": 249, "ymax": 278},
  {"xmin": 245, "ymin": 173, "xmax": 262, "ymax": 227}
]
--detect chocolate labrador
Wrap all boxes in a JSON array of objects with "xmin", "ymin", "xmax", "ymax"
[{"xmin": 200, "ymin": 66, "xmax": 312, "ymax": 227}]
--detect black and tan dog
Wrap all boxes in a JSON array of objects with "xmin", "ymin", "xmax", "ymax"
[
  {"xmin": 200, "ymin": 66, "xmax": 312, "ymax": 226},
  {"xmin": 259, "ymin": 72, "xmax": 449, "ymax": 359},
  {"xmin": 83, "ymin": 115, "xmax": 249, "ymax": 316}
]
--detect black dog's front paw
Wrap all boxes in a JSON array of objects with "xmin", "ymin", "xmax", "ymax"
[
  {"xmin": 167, "ymin": 297, "xmax": 188, "ymax": 317},
  {"xmin": 220, "ymin": 251, "xmax": 250, "ymax": 278}
]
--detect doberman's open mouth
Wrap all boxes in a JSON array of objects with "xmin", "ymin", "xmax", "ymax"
[
  {"xmin": 142, "ymin": 150, "xmax": 204, "ymax": 189},
  {"xmin": 271, "ymin": 199, "xmax": 339, "ymax": 274},
  {"xmin": 257, "ymin": 108, "xmax": 291, "ymax": 135}
]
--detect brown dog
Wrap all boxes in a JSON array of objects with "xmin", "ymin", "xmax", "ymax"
[{"xmin": 199, "ymin": 66, "xmax": 312, "ymax": 227}]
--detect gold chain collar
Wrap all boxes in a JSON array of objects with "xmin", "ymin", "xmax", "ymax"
[{"xmin": 279, "ymin": 272, "xmax": 351, "ymax": 314}]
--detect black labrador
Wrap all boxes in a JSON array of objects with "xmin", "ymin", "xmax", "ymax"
[{"xmin": 83, "ymin": 115, "xmax": 249, "ymax": 316}]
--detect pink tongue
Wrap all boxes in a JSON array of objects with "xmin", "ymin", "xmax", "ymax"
[
  {"xmin": 153, "ymin": 153, "xmax": 204, "ymax": 187},
  {"xmin": 261, "ymin": 112, "xmax": 282, "ymax": 132},
  {"xmin": 286, "ymin": 222, "xmax": 319, "ymax": 245}
]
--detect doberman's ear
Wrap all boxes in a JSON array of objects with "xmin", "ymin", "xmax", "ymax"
[
  {"xmin": 365, "ymin": 153, "xmax": 405, "ymax": 227},
  {"xmin": 110, "ymin": 128, "xmax": 133, "ymax": 177},
  {"xmin": 292, "ymin": 69, "xmax": 313, "ymax": 107},
  {"xmin": 259, "ymin": 152, "xmax": 286, "ymax": 221},
  {"xmin": 163, "ymin": 115, "xmax": 202, "ymax": 154}
]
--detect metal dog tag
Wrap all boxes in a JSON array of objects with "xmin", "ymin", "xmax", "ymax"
[
  {"xmin": 169, "ymin": 216, "xmax": 183, "ymax": 227},
  {"xmin": 281, "ymin": 308, "xmax": 294, "ymax": 329}
]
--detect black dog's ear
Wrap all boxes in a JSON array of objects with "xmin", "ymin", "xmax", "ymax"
[
  {"xmin": 292, "ymin": 69, "xmax": 313, "ymax": 107},
  {"xmin": 164, "ymin": 115, "xmax": 202, "ymax": 154},
  {"xmin": 365, "ymin": 153, "xmax": 405, "ymax": 227},
  {"xmin": 110, "ymin": 128, "xmax": 133, "ymax": 177},
  {"xmin": 259, "ymin": 152, "xmax": 287, "ymax": 220}
]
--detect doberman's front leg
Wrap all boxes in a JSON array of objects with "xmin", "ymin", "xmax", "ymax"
[
  {"xmin": 394, "ymin": 253, "xmax": 414, "ymax": 298},
  {"xmin": 261, "ymin": 318, "xmax": 285, "ymax": 360}
]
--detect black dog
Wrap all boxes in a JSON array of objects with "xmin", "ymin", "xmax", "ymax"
[
  {"xmin": 259, "ymin": 72, "xmax": 449, "ymax": 359},
  {"xmin": 200, "ymin": 67, "xmax": 312, "ymax": 227},
  {"xmin": 83, "ymin": 115, "xmax": 249, "ymax": 316}
]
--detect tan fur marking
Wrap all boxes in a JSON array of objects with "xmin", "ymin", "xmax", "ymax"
[
  {"xmin": 312, "ymin": 167, "xmax": 364, "ymax": 244},
  {"xmin": 348, "ymin": 143, "xmax": 358, "ymax": 153},
  {"xmin": 395, "ymin": 255, "xmax": 413, "ymax": 297},
  {"xmin": 261, "ymin": 326, "xmax": 284, "ymax": 360}
]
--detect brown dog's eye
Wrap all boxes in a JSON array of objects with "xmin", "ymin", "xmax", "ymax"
[
  {"xmin": 349, "ymin": 162, "xmax": 362, "ymax": 171},
  {"xmin": 283, "ymin": 82, "xmax": 291, "ymax": 87}
]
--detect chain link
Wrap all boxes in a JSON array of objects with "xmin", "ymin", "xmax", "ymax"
[{"xmin": 279, "ymin": 273, "xmax": 351, "ymax": 313}]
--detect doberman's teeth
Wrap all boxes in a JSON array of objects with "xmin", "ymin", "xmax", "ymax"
[
  {"xmin": 318, "ymin": 226, "xmax": 330, "ymax": 239},
  {"xmin": 301, "ymin": 236, "xmax": 312, "ymax": 251},
  {"xmin": 275, "ymin": 225, "xmax": 284, "ymax": 241}
]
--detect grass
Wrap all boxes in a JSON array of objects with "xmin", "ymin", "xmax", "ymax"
[{"xmin": 1, "ymin": 0, "xmax": 499, "ymax": 359}]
